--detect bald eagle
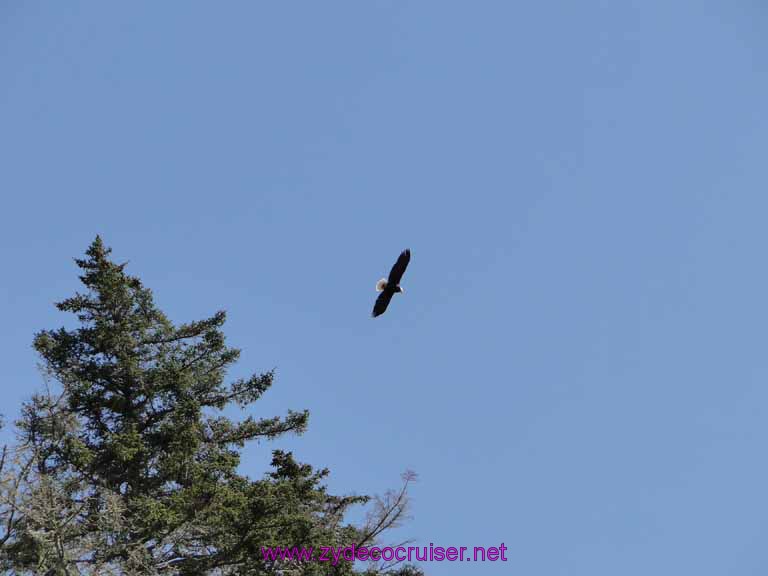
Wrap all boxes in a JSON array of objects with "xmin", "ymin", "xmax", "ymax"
[{"xmin": 372, "ymin": 249, "xmax": 411, "ymax": 317}]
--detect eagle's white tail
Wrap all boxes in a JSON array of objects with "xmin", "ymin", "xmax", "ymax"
[{"xmin": 375, "ymin": 278, "xmax": 388, "ymax": 292}]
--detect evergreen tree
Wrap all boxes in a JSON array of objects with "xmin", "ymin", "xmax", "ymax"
[{"xmin": 4, "ymin": 237, "xmax": 421, "ymax": 576}]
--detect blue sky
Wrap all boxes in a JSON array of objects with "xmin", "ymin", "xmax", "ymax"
[{"xmin": 2, "ymin": 2, "xmax": 768, "ymax": 574}]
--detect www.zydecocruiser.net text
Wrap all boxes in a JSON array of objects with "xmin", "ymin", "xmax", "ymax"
[{"xmin": 262, "ymin": 543, "xmax": 509, "ymax": 565}]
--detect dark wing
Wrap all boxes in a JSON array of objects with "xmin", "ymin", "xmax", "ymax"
[
  {"xmin": 372, "ymin": 289, "xmax": 394, "ymax": 317},
  {"xmin": 387, "ymin": 249, "xmax": 411, "ymax": 285}
]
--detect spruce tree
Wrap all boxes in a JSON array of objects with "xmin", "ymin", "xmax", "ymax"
[{"xmin": 8, "ymin": 237, "xmax": 420, "ymax": 576}]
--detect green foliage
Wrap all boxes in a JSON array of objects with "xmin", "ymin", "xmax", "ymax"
[{"xmin": 3, "ymin": 237, "xmax": 422, "ymax": 575}]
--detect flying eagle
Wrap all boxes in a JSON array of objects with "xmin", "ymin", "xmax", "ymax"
[{"xmin": 372, "ymin": 249, "xmax": 411, "ymax": 317}]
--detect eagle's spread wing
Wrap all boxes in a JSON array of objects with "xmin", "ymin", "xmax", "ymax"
[
  {"xmin": 372, "ymin": 289, "xmax": 394, "ymax": 317},
  {"xmin": 387, "ymin": 249, "xmax": 411, "ymax": 285}
]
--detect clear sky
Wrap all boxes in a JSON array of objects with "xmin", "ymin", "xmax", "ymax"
[{"xmin": 2, "ymin": 2, "xmax": 768, "ymax": 574}]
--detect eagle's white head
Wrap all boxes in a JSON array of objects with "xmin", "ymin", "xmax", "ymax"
[{"xmin": 375, "ymin": 278, "xmax": 388, "ymax": 292}]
